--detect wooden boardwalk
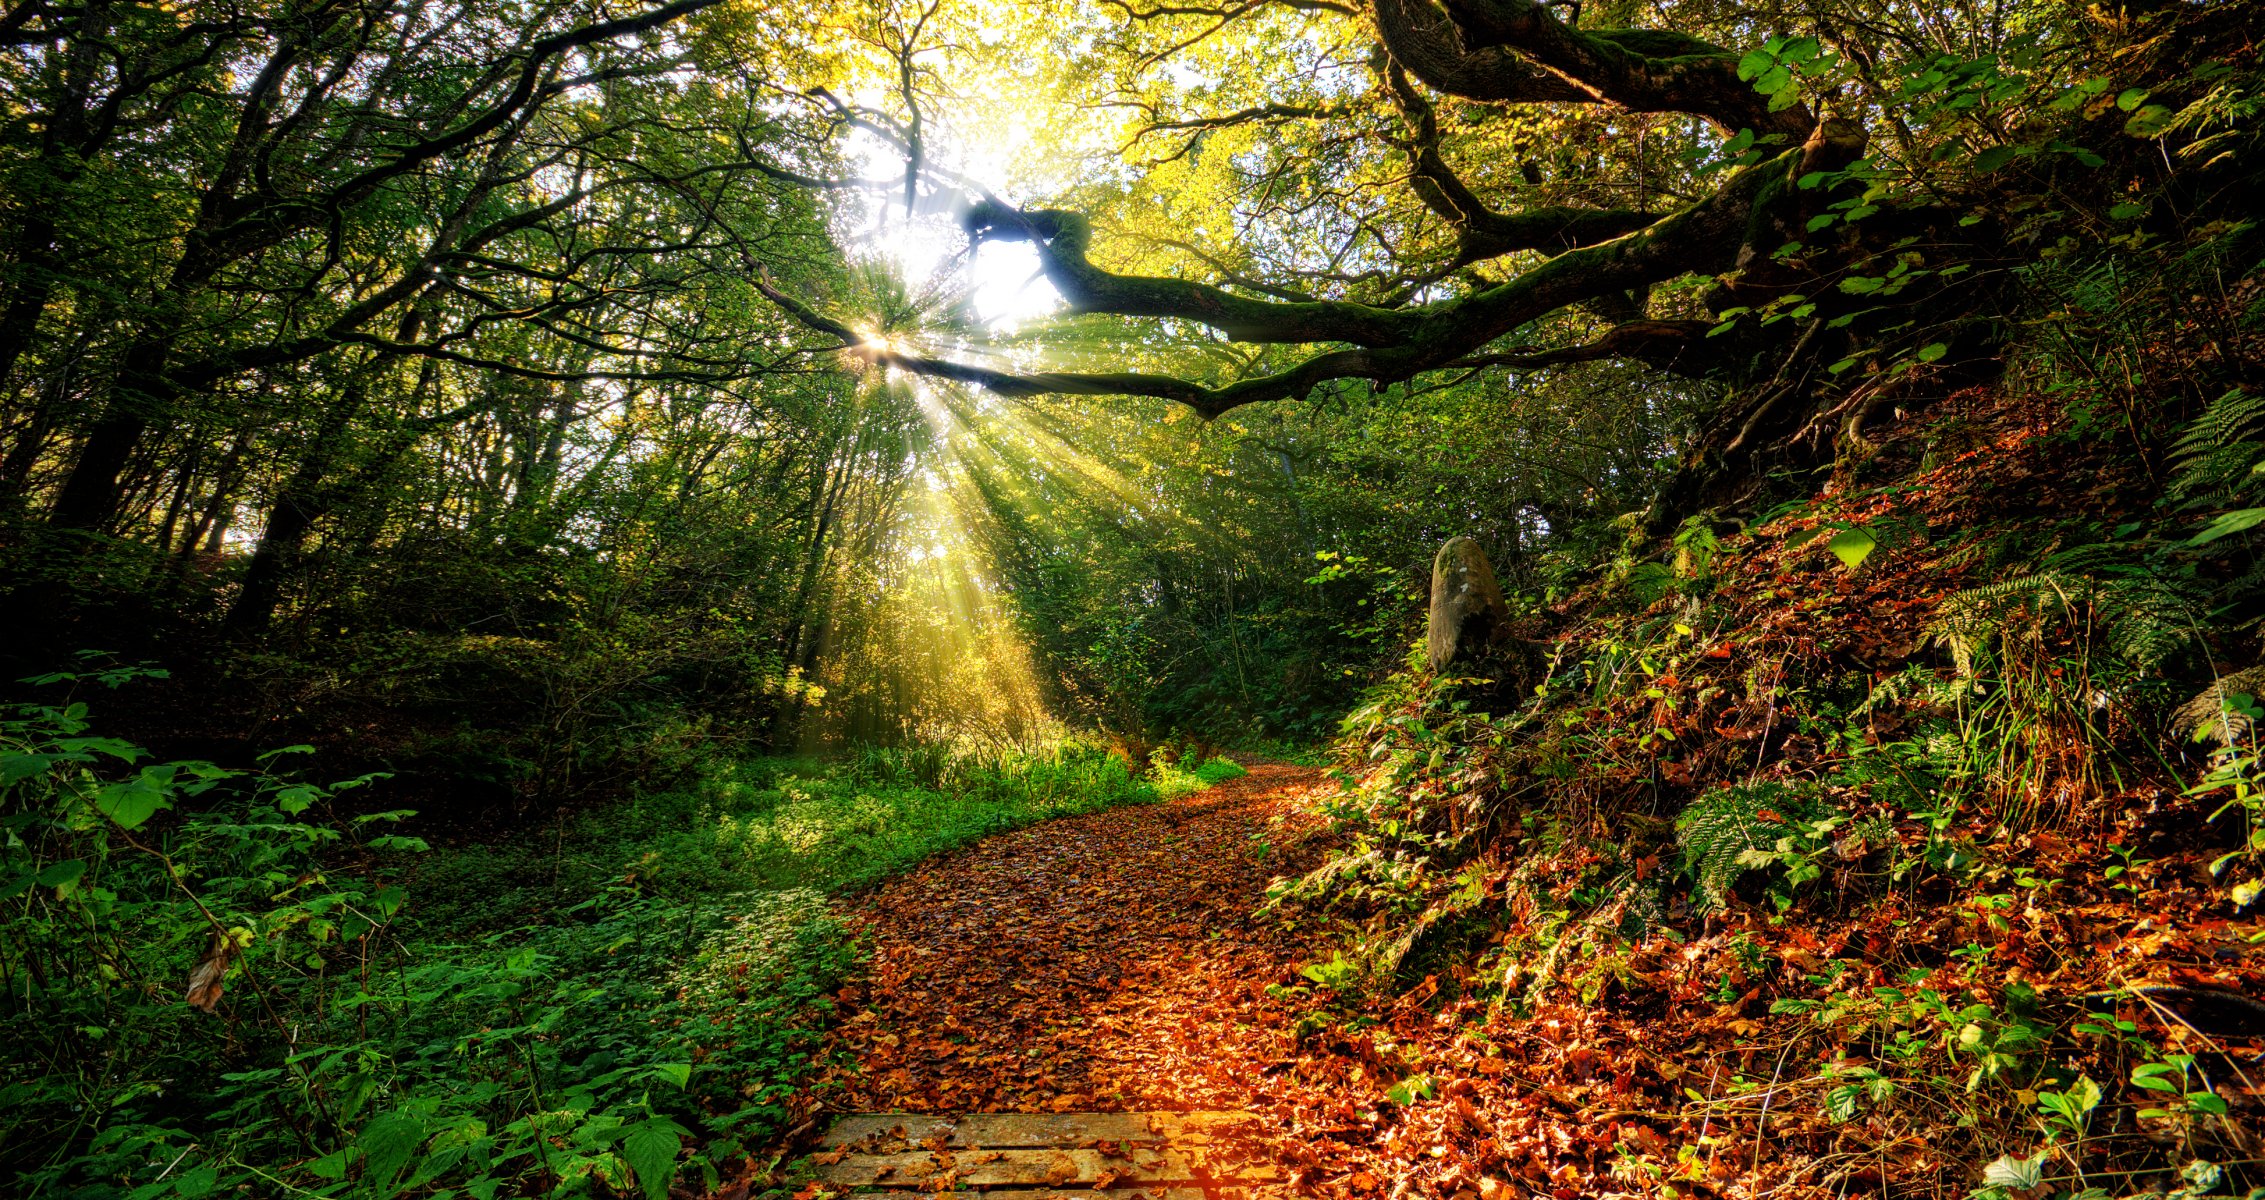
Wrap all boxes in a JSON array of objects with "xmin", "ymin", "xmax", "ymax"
[{"xmin": 810, "ymin": 1112, "xmax": 1283, "ymax": 1198}]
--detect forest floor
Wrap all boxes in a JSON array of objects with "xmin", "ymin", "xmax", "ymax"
[
  {"xmin": 748, "ymin": 742, "xmax": 2265, "ymax": 1200},
  {"xmin": 797, "ymin": 760, "xmax": 1336, "ymax": 1122}
]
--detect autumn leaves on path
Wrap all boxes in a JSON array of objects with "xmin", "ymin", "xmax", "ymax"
[{"xmin": 810, "ymin": 762, "xmax": 1331, "ymax": 1116}]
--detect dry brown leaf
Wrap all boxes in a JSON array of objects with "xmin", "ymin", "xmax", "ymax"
[{"xmin": 185, "ymin": 934, "xmax": 235, "ymax": 1014}]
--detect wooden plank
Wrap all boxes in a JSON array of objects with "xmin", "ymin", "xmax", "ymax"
[
  {"xmin": 814, "ymin": 1147, "xmax": 1198, "ymax": 1188},
  {"xmin": 821, "ymin": 1111, "xmax": 1172, "ymax": 1149},
  {"xmin": 1148, "ymin": 1111, "xmax": 1261, "ymax": 1138},
  {"xmin": 818, "ymin": 1114, "xmax": 952, "ymax": 1150},
  {"xmin": 954, "ymin": 1112, "xmax": 1167, "ymax": 1147},
  {"xmin": 813, "ymin": 1111, "xmax": 1280, "ymax": 1189},
  {"xmin": 846, "ymin": 1192, "xmax": 1211, "ymax": 1200}
]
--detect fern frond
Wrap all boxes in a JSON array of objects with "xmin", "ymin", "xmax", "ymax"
[
  {"xmin": 1676, "ymin": 782, "xmax": 1839, "ymax": 911},
  {"xmin": 2170, "ymin": 388, "xmax": 2265, "ymax": 504},
  {"xmin": 2169, "ymin": 665, "xmax": 2265, "ymax": 748},
  {"xmin": 1928, "ymin": 551, "xmax": 2203, "ymax": 677}
]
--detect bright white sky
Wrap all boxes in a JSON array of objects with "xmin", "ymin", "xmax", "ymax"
[{"xmin": 836, "ymin": 112, "xmax": 1067, "ymax": 331}]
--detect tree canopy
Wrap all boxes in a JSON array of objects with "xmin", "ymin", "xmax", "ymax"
[{"xmin": 0, "ymin": 0, "xmax": 2256, "ymax": 756}]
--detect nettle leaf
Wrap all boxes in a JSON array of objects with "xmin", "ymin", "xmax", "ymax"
[
  {"xmin": 94, "ymin": 776, "xmax": 171, "ymax": 829},
  {"xmin": 36, "ymin": 859, "xmax": 87, "ymax": 889},
  {"xmin": 169, "ymin": 1164, "xmax": 221, "ymax": 1199},
  {"xmin": 359, "ymin": 1110, "xmax": 426, "ymax": 1191},
  {"xmin": 621, "ymin": 1119, "xmax": 686, "ymax": 1200}
]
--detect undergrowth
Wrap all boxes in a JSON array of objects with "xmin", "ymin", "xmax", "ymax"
[
  {"xmin": 1271, "ymin": 74, "xmax": 2265, "ymax": 1195},
  {"xmin": 0, "ymin": 665, "xmax": 1240, "ymax": 1199}
]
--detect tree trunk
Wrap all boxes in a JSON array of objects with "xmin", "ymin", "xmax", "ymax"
[
  {"xmin": 48, "ymin": 334, "xmax": 176, "ymax": 531},
  {"xmin": 226, "ymin": 377, "xmax": 374, "ymax": 635}
]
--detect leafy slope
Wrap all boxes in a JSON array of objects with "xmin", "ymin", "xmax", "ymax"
[{"xmin": 757, "ymin": 382, "xmax": 2265, "ymax": 1200}]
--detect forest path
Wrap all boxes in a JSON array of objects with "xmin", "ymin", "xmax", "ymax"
[{"xmin": 807, "ymin": 761, "xmax": 1333, "ymax": 1118}]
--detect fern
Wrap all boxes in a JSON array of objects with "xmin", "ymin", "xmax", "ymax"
[
  {"xmin": 2170, "ymin": 387, "xmax": 2265, "ymax": 506},
  {"xmin": 2170, "ymin": 665, "xmax": 2265, "ymax": 749},
  {"xmin": 1928, "ymin": 546, "xmax": 2204, "ymax": 677},
  {"xmin": 1677, "ymin": 782, "xmax": 1842, "ymax": 911}
]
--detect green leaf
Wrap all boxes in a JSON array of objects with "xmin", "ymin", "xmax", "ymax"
[
  {"xmin": 359, "ymin": 1110, "xmax": 426, "ymax": 1191},
  {"xmin": 2042, "ymin": 1075, "xmax": 2101, "ymax": 1119},
  {"xmin": 170, "ymin": 1165, "xmax": 221, "ymax": 1200},
  {"xmin": 2190, "ymin": 507, "xmax": 2265, "ymax": 546},
  {"xmin": 36, "ymin": 859, "xmax": 86, "ymax": 889},
  {"xmin": 1384, "ymin": 1073, "xmax": 1437, "ymax": 1106},
  {"xmin": 649, "ymin": 1062, "xmax": 693, "ymax": 1088},
  {"xmin": 307, "ymin": 1149, "xmax": 355, "ymax": 1181},
  {"xmin": 622, "ymin": 1120, "xmax": 684, "ymax": 1200},
  {"xmin": 1916, "ymin": 342, "xmax": 1947, "ymax": 363},
  {"xmin": 1827, "ymin": 528, "xmax": 1879, "ymax": 570},
  {"xmin": 1, "ymin": 751, "xmax": 57, "ymax": 785},
  {"xmin": 1982, "ymin": 1153, "xmax": 2045, "ymax": 1190},
  {"xmin": 2124, "ymin": 105, "xmax": 2175, "ymax": 136},
  {"xmin": 1971, "ymin": 145, "xmax": 2021, "ymax": 171},
  {"xmin": 2115, "ymin": 87, "xmax": 2151, "ymax": 111},
  {"xmin": 93, "ymin": 777, "xmax": 169, "ymax": 829}
]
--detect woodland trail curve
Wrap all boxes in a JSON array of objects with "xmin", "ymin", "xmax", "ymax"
[{"xmin": 806, "ymin": 761, "xmax": 1335, "ymax": 1117}]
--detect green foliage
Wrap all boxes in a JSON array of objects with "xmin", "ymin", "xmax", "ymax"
[
  {"xmin": 1675, "ymin": 782, "xmax": 1845, "ymax": 912},
  {"xmin": 2, "ymin": 669, "xmax": 1210, "ymax": 1198},
  {"xmin": 2182, "ymin": 690, "xmax": 2265, "ymax": 893},
  {"xmin": 1930, "ymin": 543, "xmax": 2205, "ymax": 681}
]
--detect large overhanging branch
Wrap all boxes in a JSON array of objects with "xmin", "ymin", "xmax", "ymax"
[
  {"xmin": 1374, "ymin": 0, "xmax": 1811, "ymax": 137},
  {"xmin": 962, "ymin": 202, "xmax": 1421, "ymax": 346},
  {"xmin": 1370, "ymin": 0, "xmax": 1592, "ymax": 104},
  {"xmin": 1380, "ymin": 59, "xmax": 1657, "ymax": 264},
  {"xmin": 761, "ymin": 139, "xmax": 1853, "ymax": 417}
]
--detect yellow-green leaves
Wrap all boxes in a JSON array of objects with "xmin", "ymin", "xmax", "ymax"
[{"xmin": 1826, "ymin": 527, "xmax": 1878, "ymax": 571}]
